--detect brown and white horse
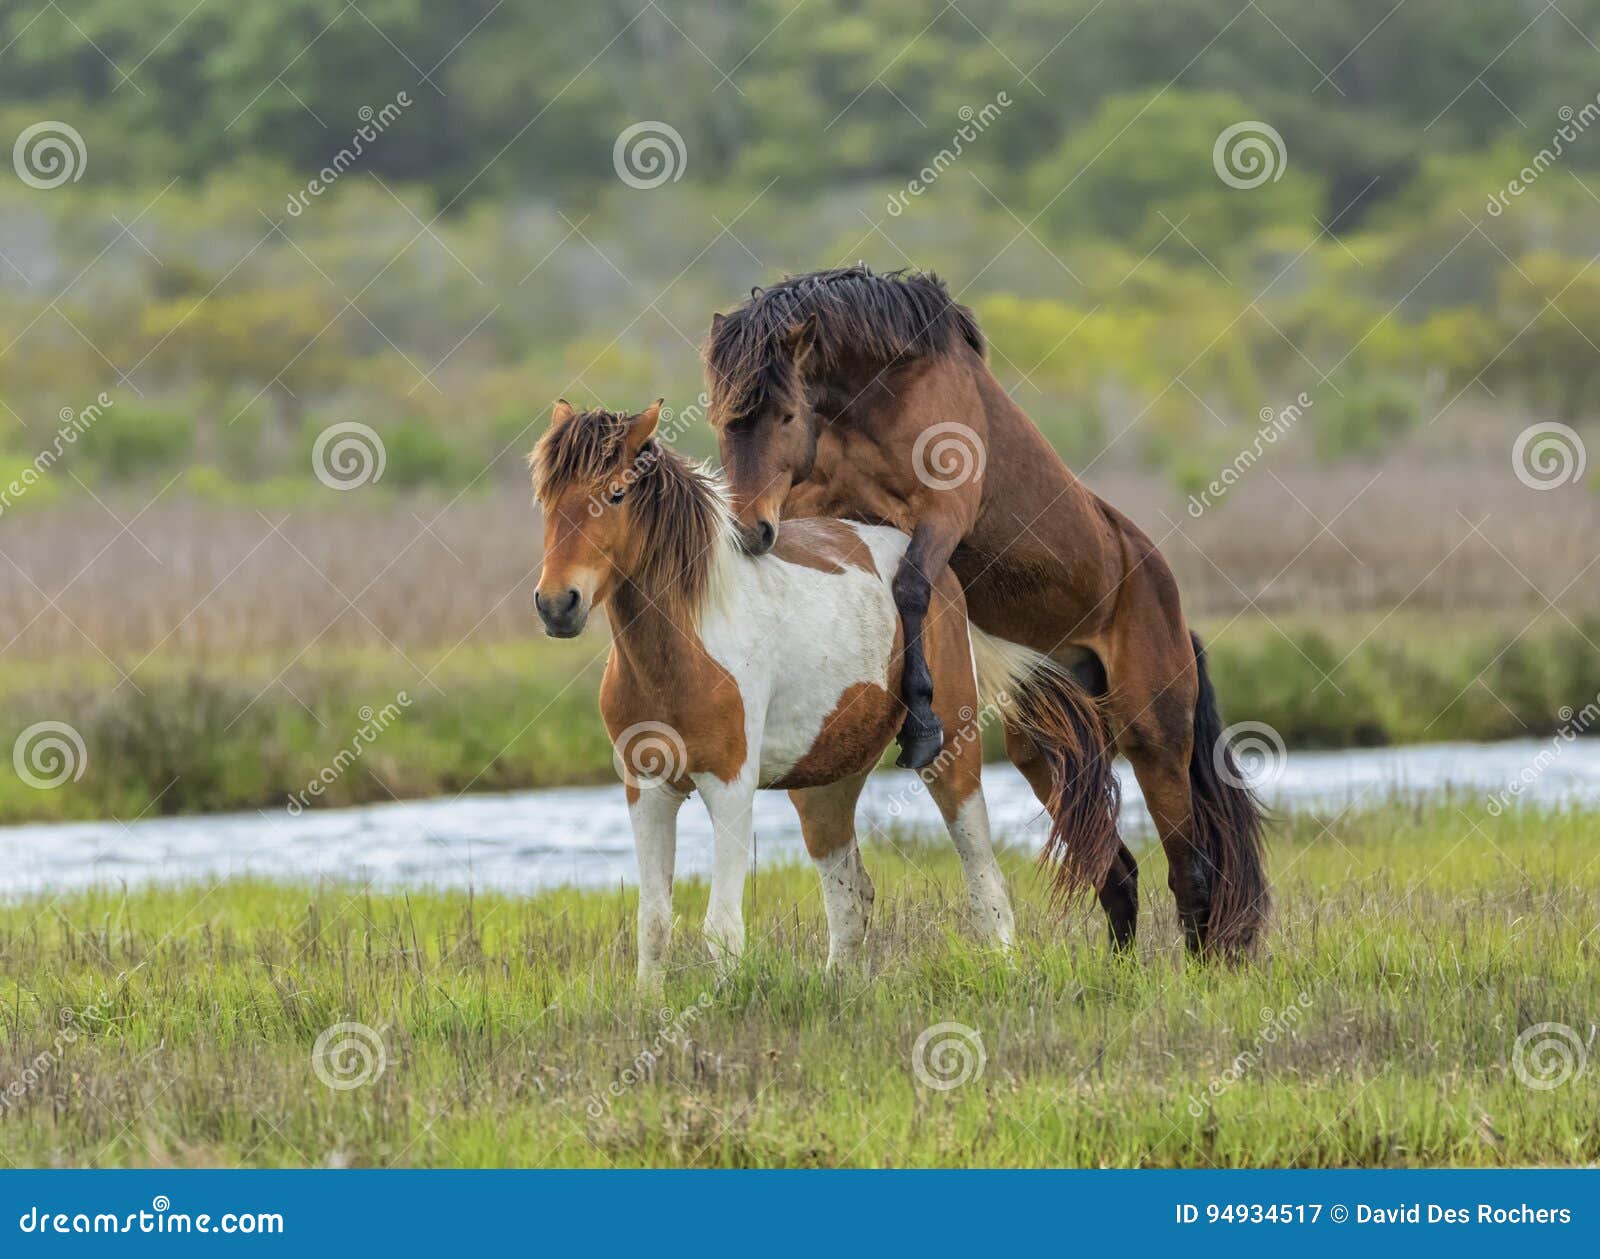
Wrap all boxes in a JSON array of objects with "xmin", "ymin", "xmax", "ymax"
[
  {"xmin": 704, "ymin": 267, "xmax": 1270, "ymax": 957},
  {"xmin": 531, "ymin": 399, "xmax": 1118, "ymax": 987}
]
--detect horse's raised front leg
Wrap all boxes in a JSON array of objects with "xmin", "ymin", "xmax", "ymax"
[
  {"xmin": 695, "ymin": 772, "xmax": 755, "ymax": 971},
  {"xmin": 628, "ymin": 782, "xmax": 685, "ymax": 992},
  {"xmin": 892, "ymin": 520, "xmax": 962, "ymax": 770}
]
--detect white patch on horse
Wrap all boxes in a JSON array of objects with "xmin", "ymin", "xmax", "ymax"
[{"xmin": 699, "ymin": 522, "xmax": 910, "ymax": 786}]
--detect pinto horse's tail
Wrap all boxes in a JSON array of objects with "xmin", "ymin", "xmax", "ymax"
[
  {"xmin": 1187, "ymin": 631, "xmax": 1270, "ymax": 954},
  {"xmin": 970, "ymin": 630, "xmax": 1121, "ymax": 908}
]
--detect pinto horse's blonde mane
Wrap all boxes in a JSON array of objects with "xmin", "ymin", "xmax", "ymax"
[{"xmin": 532, "ymin": 406, "xmax": 735, "ymax": 627}]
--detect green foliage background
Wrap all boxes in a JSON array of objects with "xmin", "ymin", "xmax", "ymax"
[{"xmin": 3, "ymin": 0, "xmax": 1600, "ymax": 497}]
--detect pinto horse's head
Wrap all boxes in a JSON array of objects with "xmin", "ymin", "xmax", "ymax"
[
  {"xmin": 705, "ymin": 311, "xmax": 821, "ymax": 556},
  {"xmin": 529, "ymin": 399, "xmax": 661, "ymax": 637}
]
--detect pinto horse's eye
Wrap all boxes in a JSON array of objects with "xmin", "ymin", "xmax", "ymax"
[{"xmin": 606, "ymin": 484, "xmax": 627, "ymax": 506}]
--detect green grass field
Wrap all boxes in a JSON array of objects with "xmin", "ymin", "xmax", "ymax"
[{"xmin": 1, "ymin": 800, "xmax": 1595, "ymax": 1168}]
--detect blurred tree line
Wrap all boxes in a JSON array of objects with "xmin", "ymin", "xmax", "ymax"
[{"xmin": 2, "ymin": 0, "xmax": 1600, "ymax": 501}]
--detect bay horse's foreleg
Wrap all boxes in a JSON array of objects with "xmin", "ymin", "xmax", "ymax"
[
  {"xmin": 891, "ymin": 521, "xmax": 963, "ymax": 769},
  {"xmin": 1003, "ymin": 723, "xmax": 1138, "ymax": 950},
  {"xmin": 789, "ymin": 771, "xmax": 874, "ymax": 969},
  {"xmin": 628, "ymin": 782, "xmax": 685, "ymax": 992},
  {"xmin": 696, "ymin": 772, "xmax": 755, "ymax": 970}
]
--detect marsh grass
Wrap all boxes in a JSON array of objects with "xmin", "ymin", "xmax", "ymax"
[{"xmin": 0, "ymin": 801, "xmax": 1595, "ymax": 1167}]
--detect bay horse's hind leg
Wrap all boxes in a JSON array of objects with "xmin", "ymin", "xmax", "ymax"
[
  {"xmin": 1098, "ymin": 538, "xmax": 1268, "ymax": 956},
  {"xmin": 789, "ymin": 771, "xmax": 875, "ymax": 969},
  {"xmin": 1004, "ymin": 722, "xmax": 1138, "ymax": 950}
]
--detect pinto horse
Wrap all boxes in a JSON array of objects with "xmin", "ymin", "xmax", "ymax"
[
  {"xmin": 704, "ymin": 267, "xmax": 1269, "ymax": 956},
  {"xmin": 531, "ymin": 399, "xmax": 1118, "ymax": 987}
]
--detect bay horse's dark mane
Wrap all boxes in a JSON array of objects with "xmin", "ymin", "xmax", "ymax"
[
  {"xmin": 531, "ymin": 407, "xmax": 727, "ymax": 625},
  {"xmin": 703, "ymin": 266, "xmax": 985, "ymax": 426}
]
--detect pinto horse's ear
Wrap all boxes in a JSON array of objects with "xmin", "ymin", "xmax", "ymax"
[
  {"xmin": 550, "ymin": 399, "xmax": 576, "ymax": 428},
  {"xmin": 625, "ymin": 399, "xmax": 662, "ymax": 455}
]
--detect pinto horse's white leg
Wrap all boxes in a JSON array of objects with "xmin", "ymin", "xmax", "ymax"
[
  {"xmin": 940, "ymin": 789, "xmax": 1015, "ymax": 949},
  {"xmin": 789, "ymin": 773, "xmax": 875, "ymax": 969},
  {"xmin": 695, "ymin": 773, "xmax": 755, "ymax": 971},
  {"xmin": 629, "ymin": 783, "xmax": 685, "ymax": 992}
]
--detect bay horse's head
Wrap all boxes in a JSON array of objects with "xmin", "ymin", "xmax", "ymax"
[
  {"xmin": 704, "ymin": 309, "xmax": 822, "ymax": 556},
  {"xmin": 530, "ymin": 399, "xmax": 662, "ymax": 637}
]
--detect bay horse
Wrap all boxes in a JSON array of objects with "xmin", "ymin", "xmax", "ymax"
[
  {"xmin": 704, "ymin": 267, "xmax": 1269, "ymax": 956},
  {"xmin": 531, "ymin": 399, "xmax": 1118, "ymax": 988}
]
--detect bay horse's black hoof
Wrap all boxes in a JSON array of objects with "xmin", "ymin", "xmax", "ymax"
[{"xmin": 894, "ymin": 711, "xmax": 944, "ymax": 770}]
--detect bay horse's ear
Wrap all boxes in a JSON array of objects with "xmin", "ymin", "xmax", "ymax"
[
  {"xmin": 709, "ymin": 312, "xmax": 726, "ymax": 336},
  {"xmin": 550, "ymin": 398, "xmax": 576, "ymax": 428},
  {"xmin": 625, "ymin": 399, "xmax": 662, "ymax": 456},
  {"xmin": 784, "ymin": 313, "xmax": 819, "ymax": 367}
]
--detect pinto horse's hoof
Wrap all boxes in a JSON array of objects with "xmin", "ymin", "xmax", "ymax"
[{"xmin": 894, "ymin": 712, "xmax": 944, "ymax": 770}]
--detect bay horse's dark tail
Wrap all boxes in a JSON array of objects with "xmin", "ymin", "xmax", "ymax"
[
  {"xmin": 1187, "ymin": 631, "xmax": 1270, "ymax": 954},
  {"xmin": 972, "ymin": 631, "xmax": 1120, "ymax": 908}
]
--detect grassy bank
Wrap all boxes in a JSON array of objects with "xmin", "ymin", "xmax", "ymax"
[
  {"xmin": 0, "ymin": 801, "xmax": 1596, "ymax": 1168},
  {"xmin": 3, "ymin": 610, "xmax": 1599, "ymax": 825}
]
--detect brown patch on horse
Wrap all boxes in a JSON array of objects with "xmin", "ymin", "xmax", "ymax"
[
  {"xmin": 768, "ymin": 680, "xmax": 900, "ymax": 793},
  {"xmin": 770, "ymin": 518, "xmax": 878, "ymax": 576},
  {"xmin": 600, "ymin": 630, "xmax": 747, "ymax": 788}
]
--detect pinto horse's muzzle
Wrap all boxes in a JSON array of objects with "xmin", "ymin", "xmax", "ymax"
[{"xmin": 535, "ymin": 587, "xmax": 587, "ymax": 638}]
